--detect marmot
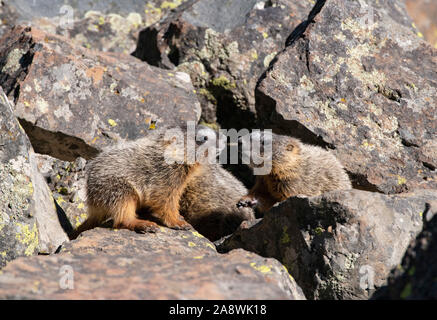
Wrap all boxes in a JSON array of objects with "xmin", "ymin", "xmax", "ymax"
[
  {"xmin": 69, "ymin": 125, "xmax": 224, "ymax": 239},
  {"xmin": 180, "ymin": 163, "xmax": 255, "ymax": 241},
  {"xmin": 237, "ymin": 132, "xmax": 352, "ymax": 214}
]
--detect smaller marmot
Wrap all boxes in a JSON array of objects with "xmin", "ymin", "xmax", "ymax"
[
  {"xmin": 180, "ymin": 163, "xmax": 255, "ymax": 241},
  {"xmin": 237, "ymin": 132, "xmax": 352, "ymax": 214},
  {"xmin": 69, "ymin": 125, "xmax": 223, "ymax": 239}
]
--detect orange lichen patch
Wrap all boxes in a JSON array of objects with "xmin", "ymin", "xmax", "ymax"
[{"xmin": 86, "ymin": 66, "xmax": 105, "ymax": 85}]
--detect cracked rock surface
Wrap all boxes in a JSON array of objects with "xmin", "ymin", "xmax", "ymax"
[
  {"xmin": 0, "ymin": 26, "xmax": 200, "ymax": 161},
  {"xmin": 0, "ymin": 228, "xmax": 305, "ymax": 299},
  {"xmin": 256, "ymin": 0, "xmax": 437, "ymax": 194},
  {"xmin": 0, "ymin": 87, "xmax": 68, "ymax": 268},
  {"xmin": 373, "ymin": 207, "xmax": 437, "ymax": 300},
  {"xmin": 134, "ymin": 0, "xmax": 314, "ymax": 128},
  {"xmin": 218, "ymin": 189, "xmax": 437, "ymax": 299}
]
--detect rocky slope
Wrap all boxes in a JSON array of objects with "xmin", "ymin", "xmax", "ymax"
[
  {"xmin": 218, "ymin": 189, "xmax": 437, "ymax": 299},
  {"xmin": 0, "ymin": 0, "xmax": 436, "ymax": 300},
  {"xmin": 0, "ymin": 228, "xmax": 305, "ymax": 299}
]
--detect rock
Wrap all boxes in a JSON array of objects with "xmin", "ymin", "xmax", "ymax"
[
  {"xmin": 0, "ymin": 26, "xmax": 200, "ymax": 161},
  {"xmin": 373, "ymin": 204, "xmax": 437, "ymax": 299},
  {"xmin": 0, "ymin": 87, "xmax": 68, "ymax": 267},
  {"xmin": 0, "ymin": 228, "xmax": 305, "ymax": 299},
  {"xmin": 255, "ymin": 0, "xmax": 437, "ymax": 194},
  {"xmin": 133, "ymin": 0, "xmax": 314, "ymax": 128},
  {"xmin": 0, "ymin": 1, "xmax": 18, "ymax": 38},
  {"xmin": 218, "ymin": 189, "xmax": 437, "ymax": 299},
  {"xmin": 35, "ymin": 154, "xmax": 88, "ymax": 234},
  {"xmin": 0, "ymin": 1, "xmax": 190, "ymax": 54},
  {"xmin": 405, "ymin": 0, "xmax": 437, "ymax": 48}
]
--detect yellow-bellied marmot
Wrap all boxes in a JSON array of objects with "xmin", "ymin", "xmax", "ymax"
[
  {"xmin": 69, "ymin": 125, "xmax": 223, "ymax": 239},
  {"xmin": 237, "ymin": 132, "xmax": 352, "ymax": 214},
  {"xmin": 180, "ymin": 163, "xmax": 255, "ymax": 241}
]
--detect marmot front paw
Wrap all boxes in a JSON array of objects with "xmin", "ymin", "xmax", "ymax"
[{"xmin": 237, "ymin": 197, "xmax": 258, "ymax": 208}]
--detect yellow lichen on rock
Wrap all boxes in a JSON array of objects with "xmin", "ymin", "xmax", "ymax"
[{"xmin": 15, "ymin": 222, "xmax": 39, "ymax": 256}]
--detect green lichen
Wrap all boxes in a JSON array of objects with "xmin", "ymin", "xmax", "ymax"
[
  {"xmin": 188, "ymin": 241, "xmax": 196, "ymax": 247},
  {"xmin": 211, "ymin": 76, "xmax": 236, "ymax": 90},
  {"xmin": 407, "ymin": 266, "xmax": 416, "ymax": 276},
  {"xmin": 280, "ymin": 226, "xmax": 290, "ymax": 244},
  {"xmin": 397, "ymin": 176, "xmax": 407, "ymax": 185},
  {"xmin": 160, "ymin": 0, "xmax": 183, "ymax": 9},
  {"xmin": 198, "ymin": 88, "xmax": 217, "ymax": 104},
  {"xmin": 400, "ymin": 283, "xmax": 412, "ymax": 299},
  {"xmin": 2, "ymin": 48, "xmax": 26, "ymax": 74},
  {"xmin": 250, "ymin": 262, "xmax": 272, "ymax": 274},
  {"xmin": 314, "ymin": 227, "xmax": 325, "ymax": 236},
  {"xmin": 263, "ymin": 52, "xmax": 277, "ymax": 68},
  {"xmin": 198, "ymin": 121, "xmax": 220, "ymax": 131},
  {"xmin": 15, "ymin": 222, "xmax": 39, "ymax": 256}
]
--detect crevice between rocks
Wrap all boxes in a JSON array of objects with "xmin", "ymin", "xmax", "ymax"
[
  {"xmin": 18, "ymin": 118, "xmax": 99, "ymax": 162},
  {"xmin": 285, "ymin": 0, "xmax": 327, "ymax": 47},
  {"xmin": 256, "ymin": 0, "xmax": 327, "ymax": 88}
]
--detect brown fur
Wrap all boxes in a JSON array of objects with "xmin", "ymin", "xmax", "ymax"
[
  {"xmin": 179, "ymin": 164, "xmax": 255, "ymax": 241},
  {"xmin": 69, "ymin": 126, "xmax": 219, "ymax": 239},
  {"xmin": 238, "ymin": 133, "xmax": 352, "ymax": 215}
]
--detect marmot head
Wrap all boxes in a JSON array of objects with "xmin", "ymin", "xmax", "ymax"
[
  {"xmin": 163, "ymin": 124, "xmax": 226, "ymax": 165},
  {"xmin": 239, "ymin": 131, "xmax": 300, "ymax": 173}
]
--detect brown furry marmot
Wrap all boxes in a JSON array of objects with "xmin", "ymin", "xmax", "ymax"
[
  {"xmin": 237, "ymin": 132, "xmax": 352, "ymax": 214},
  {"xmin": 180, "ymin": 163, "xmax": 255, "ymax": 241},
  {"xmin": 69, "ymin": 125, "xmax": 223, "ymax": 239}
]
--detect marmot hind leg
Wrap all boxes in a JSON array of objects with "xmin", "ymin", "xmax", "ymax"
[
  {"xmin": 148, "ymin": 192, "xmax": 192, "ymax": 230},
  {"xmin": 113, "ymin": 196, "xmax": 159, "ymax": 233}
]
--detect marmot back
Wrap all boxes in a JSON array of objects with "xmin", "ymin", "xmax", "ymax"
[
  {"xmin": 238, "ymin": 132, "xmax": 352, "ymax": 214},
  {"xmin": 180, "ymin": 163, "xmax": 255, "ymax": 241},
  {"xmin": 70, "ymin": 125, "xmax": 221, "ymax": 239}
]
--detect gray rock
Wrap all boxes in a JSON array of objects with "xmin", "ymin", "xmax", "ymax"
[
  {"xmin": 256, "ymin": 0, "xmax": 437, "ymax": 193},
  {"xmin": 133, "ymin": 0, "xmax": 314, "ymax": 128},
  {"xmin": 0, "ymin": 1, "xmax": 191, "ymax": 53},
  {"xmin": 0, "ymin": 26, "xmax": 201, "ymax": 161},
  {"xmin": 373, "ymin": 202, "xmax": 437, "ymax": 299},
  {"xmin": 0, "ymin": 88, "xmax": 68, "ymax": 268},
  {"xmin": 0, "ymin": 228, "xmax": 306, "ymax": 299},
  {"xmin": 218, "ymin": 189, "xmax": 437, "ymax": 299}
]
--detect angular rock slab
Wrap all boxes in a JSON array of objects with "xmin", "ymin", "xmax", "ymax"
[
  {"xmin": 35, "ymin": 154, "xmax": 88, "ymax": 233},
  {"xmin": 218, "ymin": 189, "xmax": 437, "ymax": 299},
  {"xmin": 134, "ymin": 0, "xmax": 314, "ymax": 127},
  {"xmin": 0, "ymin": 26, "xmax": 200, "ymax": 161},
  {"xmin": 0, "ymin": 88, "xmax": 68, "ymax": 268},
  {"xmin": 0, "ymin": 0, "xmax": 191, "ymax": 53},
  {"xmin": 0, "ymin": 228, "xmax": 305, "ymax": 299},
  {"xmin": 256, "ymin": 0, "xmax": 437, "ymax": 193},
  {"xmin": 373, "ymin": 207, "xmax": 437, "ymax": 299}
]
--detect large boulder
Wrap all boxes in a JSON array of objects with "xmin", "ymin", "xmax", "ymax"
[
  {"xmin": 0, "ymin": 0, "xmax": 189, "ymax": 51},
  {"xmin": 133, "ymin": 0, "xmax": 314, "ymax": 128},
  {"xmin": 255, "ymin": 0, "xmax": 437, "ymax": 194},
  {"xmin": 0, "ymin": 228, "xmax": 305, "ymax": 299},
  {"xmin": 0, "ymin": 88, "xmax": 68, "ymax": 268},
  {"xmin": 218, "ymin": 189, "xmax": 437, "ymax": 299},
  {"xmin": 373, "ymin": 205, "xmax": 437, "ymax": 299},
  {"xmin": 0, "ymin": 26, "xmax": 200, "ymax": 161}
]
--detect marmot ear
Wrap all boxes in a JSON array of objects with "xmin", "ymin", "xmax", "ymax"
[{"xmin": 286, "ymin": 143, "xmax": 295, "ymax": 152}]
